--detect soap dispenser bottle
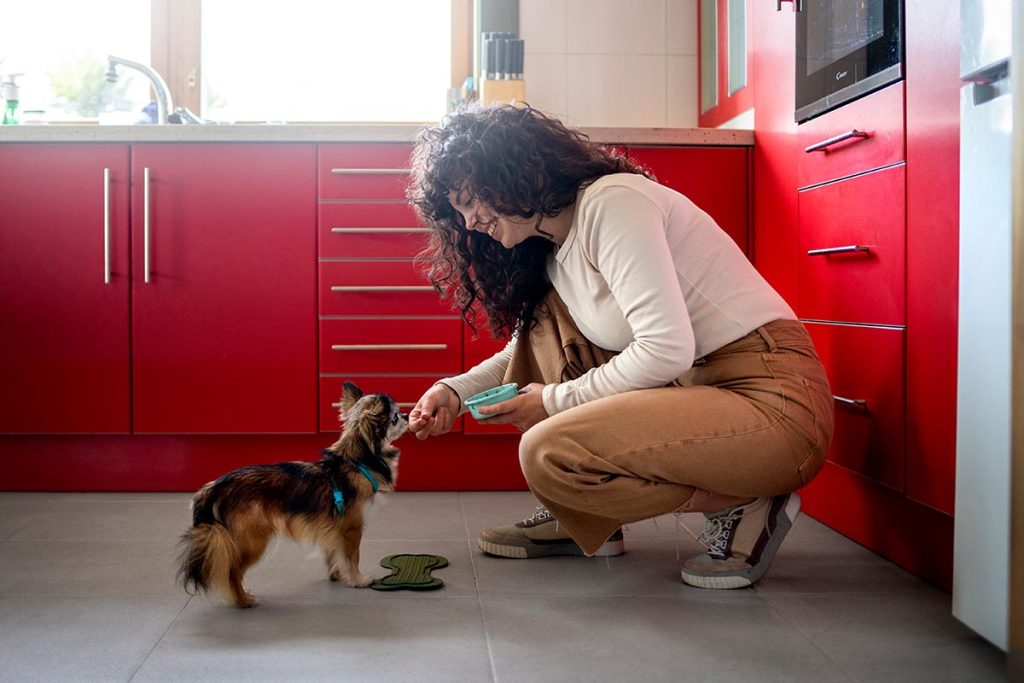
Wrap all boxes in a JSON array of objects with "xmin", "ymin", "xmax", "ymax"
[{"xmin": 2, "ymin": 74, "xmax": 22, "ymax": 125}]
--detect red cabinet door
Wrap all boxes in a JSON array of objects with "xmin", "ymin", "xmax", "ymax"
[
  {"xmin": 0, "ymin": 144, "xmax": 131, "ymax": 433},
  {"xmin": 131, "ymin": 144, "xmax": 317, "ymax": 433},
  {"xmin": 626, "ymin": 146, "xmax": 750, "ymax": 254}
]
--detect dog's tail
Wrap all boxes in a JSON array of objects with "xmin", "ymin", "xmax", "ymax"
[{"xmin": 177, "ymin": 484, "xmax": 237, "ymax": 596}]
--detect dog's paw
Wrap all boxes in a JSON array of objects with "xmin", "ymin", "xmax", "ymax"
[
  {"xmin": 347, "ymin": 573, "xmax": 374, "ymax": 588},
  {"xmin": 234, "ymin": 593, "xmax": 257, "ymax": 608},
  {"xmin": 328, "ymin": 567, "xmax": 342, "ymax": 582}
]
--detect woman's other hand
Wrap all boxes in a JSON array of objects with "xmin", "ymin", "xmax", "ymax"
[
  {"xmin": 409, "ymin": 383, "xmax": 461, "ymax": 440},
  {"xmin": 477, "ymin": 382, "xmax": 550, "ymax": 431}
]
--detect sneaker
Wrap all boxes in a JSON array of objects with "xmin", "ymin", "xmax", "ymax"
[
  {"xmin": 477, "ymin": 505, "xmax": 625, "ymax": 559},
  {"xmin": 680, "ymin": 492, "xmax": 801, "ymax": 589}
]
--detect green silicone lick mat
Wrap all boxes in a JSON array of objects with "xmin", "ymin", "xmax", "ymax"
[{"xmin": 370, "ymin": 554, "xmax": 449, "ymax": 591}]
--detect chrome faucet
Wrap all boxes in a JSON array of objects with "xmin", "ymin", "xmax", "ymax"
[{"xmin": 105, "ymin": 55, "xmax": 173, "ymax": 124}]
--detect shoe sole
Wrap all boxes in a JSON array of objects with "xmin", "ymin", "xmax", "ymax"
[
  {"xmin": 680, "ymin": 493, "xmax": 801, "ymax": 589},
  {"xmin": 477, "ymin": 536, "xmax": 625, "ymax": 559}
]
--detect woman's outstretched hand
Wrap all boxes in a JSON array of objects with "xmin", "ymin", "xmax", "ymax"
[
  {"xmin": 409, "ymin": 383, "xmax": 461, "ymax": 440},
  {"xmin": 476, "ymin": 382, "xmax": 549, "ymax": 432}
]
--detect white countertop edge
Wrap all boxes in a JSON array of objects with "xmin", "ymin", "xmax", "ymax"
[{"xmin": 0, "ymin": 124, "xmax": 753, "ymax": 146}]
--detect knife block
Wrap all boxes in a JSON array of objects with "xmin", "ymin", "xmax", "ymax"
[{"xmin": 480, "ymin": 79, "xmax": 526, "ymax": 105}]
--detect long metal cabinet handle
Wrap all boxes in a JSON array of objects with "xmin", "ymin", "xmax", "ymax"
[
  {"xmin": 833, "ymin": 395, "xmax": 868, "ymax": 409},
  {"xmin": 330, "ymin": 227, "xmax": 429, "ymax": 234},
  {"xmin": 804, "ymin": 129, "xmax": 869, "ymax": 153},
  {"xmin": 806, "ymin": 245, "xmax": 872, "ymax": 256},
  {"xmin": 330, "ymin": 285, "xmax": 435, "ymax": 292},
  {"xmin": 103, "ymin": 168, "xmax": 111, "ymax": 284},
  {"xmin": 330, "ymin": 168, "xmax": 411, "ymax": 175},
  {"xmin": 331, "ymin": 344, "xmax": 448, "ymax": 351},
  {"xmin": 143, "ymin": 167, "xmax": 151, "ymax": 284}
]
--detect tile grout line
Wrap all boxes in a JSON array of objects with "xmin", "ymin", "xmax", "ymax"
[
  {"xmin": 755, "ymin": 590, "xmax": 861, "ymax": 683},
  {"xmin": 126, "ymin": 594, "xmax": 194, "ymax": 682},
  {"xmin": 458, "ymin": 493, "xmax": 499, "ymax": 683}
]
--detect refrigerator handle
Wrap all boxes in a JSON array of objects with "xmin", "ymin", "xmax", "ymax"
[{"xmin": 962, "ymin": 58, "xmax": 1011, "ymax": 107}]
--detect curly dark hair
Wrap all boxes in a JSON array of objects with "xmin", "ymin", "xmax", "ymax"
[{"xmin": 408, "ymin": 103, "xmax": 652, "ymax": 339}]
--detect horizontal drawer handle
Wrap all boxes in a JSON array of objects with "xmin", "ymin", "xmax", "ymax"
[
  {"xmin": 331, "ymin": 227, "xmax": 429, "ymax": 234},
  {"xmin": 804, "ymin": 129, "xmax": 869, "ymax": 153},
  {"xmin": 331, "ymin": 344, "xmax": 448, "ymax": 351},
  {"xmin": 807, "ymin": 245, "xmax": 872, "ymax": 256},
  {"xmin": 330, "ymin": 168, "xmax": 411, "ymax": 175},
  {"xmin": 330, "ymin": 285, "xmax": 435, "ymax": 292},
  {"xmin": 834, "ymin": 395, "xmax": 868, "ymax": 410},
  {"xmin": 332, "ymin": 401, "xmax": 417, "ymax": 409}
]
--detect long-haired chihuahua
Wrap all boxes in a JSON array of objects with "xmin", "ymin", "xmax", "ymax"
[{"xmin": 177, "ymin": 382, "xmax": 407, "ymax": 607}]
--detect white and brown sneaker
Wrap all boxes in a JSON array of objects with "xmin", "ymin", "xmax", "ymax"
[
  {"xmin": 680, "ymin": 492, "xmax": 801, "ymax": 589},
  {"xmin": 477, "ymin": 505, "xmax": 625, "ymax": 559}
]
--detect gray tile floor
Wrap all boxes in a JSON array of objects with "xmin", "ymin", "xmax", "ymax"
[{"xmin": 0, "ymin": 491, "xmax": 1008, "ymax": 682}]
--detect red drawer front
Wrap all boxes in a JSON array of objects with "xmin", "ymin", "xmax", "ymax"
[
  {"xmin": 319, "ymin": 375, "xmax": 461, "ymax": 434},
  {"xmin": 797, "ymin": 164, "xmax": 906, "ymax": 326},
  {"xmin": 805, "ymin": 322, "xmax": 905, "ymax": 492},
  {"xmin": 320, "ymin": 318, "xmax": 463, "ymax": 374},
  {"xmin": 319, "ymin": 144, "xmax": 413, "ymax": 200},
  {"xmin": 319, "ymin": 260, "xmax": 449, "ymax": 316},
  {"xmin": 797, "ymin": 82, "xmax": 905, "ymax": 189},
  {"xmin": 319, "ymin": 202, "xmax": 429, "ymax": 258}
]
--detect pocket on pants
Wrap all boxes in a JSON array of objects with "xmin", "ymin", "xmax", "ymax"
[{"xmin": 762, "ymin": 353, "xmax": 833, "ymax": 486}]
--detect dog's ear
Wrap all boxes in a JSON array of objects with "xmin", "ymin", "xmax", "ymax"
[{"xmin": 339, "ymin": 382, "xmax": 364, "ymax": 421}]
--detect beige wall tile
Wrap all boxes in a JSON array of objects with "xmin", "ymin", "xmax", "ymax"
[
  {"xmin": 566, "ymin": 0, "xmax": 666, "ymax": 55},
  {"xmin": 667, "ymin": 0, "xmax": 698, "ymax": 55},
  {"xmin": 520, "ymin": 0, "xmax": 567, "ymax": 54},
  {"xmin": 523, "ymin": 53, "xmax": 568, "ymax": 119},
  {"xmin": 667, "ymin": 55, "xmax": 699, "ymax": 127},
  {"xmin": 566, "ymin": 55, "xmax": 666, "ymax": 127}
]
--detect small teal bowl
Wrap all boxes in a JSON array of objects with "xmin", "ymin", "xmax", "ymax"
[{"xmin": 464, "ymin": 383, "xmax": 519, "ymax": 420}]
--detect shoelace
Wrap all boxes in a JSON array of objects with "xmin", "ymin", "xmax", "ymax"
[
  {"xmin": 696, "ymin": 510, "xmax": 743, "ymax": 558},
  {"xmin": 520, "ymin": 505, "xmax": 554, "ymax": 526}
]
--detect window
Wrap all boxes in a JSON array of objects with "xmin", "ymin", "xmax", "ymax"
[
  {"xmin": 0, "ymin": 1, "xmax": 152, "ymax": 122},
  {"xmin": 201, "ymin": 1, "xmax": 452, "ymax": 122},
  {"xmin": 1, "ymin": 1, "xmax": 459, "ymax": 123}
]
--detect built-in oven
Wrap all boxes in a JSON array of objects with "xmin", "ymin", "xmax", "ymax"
[{"xmin": 794, "ymin": 0, "xmax": 904, "ymax": 123}]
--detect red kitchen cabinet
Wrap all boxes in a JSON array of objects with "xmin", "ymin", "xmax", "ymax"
[
  {"xmin": 797, "ymin": 164, "xmax": 907, "ymax": 326},
  {"xmin": 0, "ymin": 144, "xmax": 132, "ymax": 433},
  {"xmin": 796, "ymin": 83, "xmax": 906, "ymax": 188},
  {"xmin": 626, "ymin": 146, "xmax": 750, "ymax": 254},
  {"xmin": 903, "ymin": 0, "xmax": 961, "ymax": 515},
  {"xmin": 750, "ymin": 0, "xmax": 800, "ymax": 307},
  {"xmin": 805, "ymin": 322, "xmax": 906, "ymax": 491},
  {"xmin": 319, "ymin": 260, "xmax": 449, "ymax": 316},
  {"xmin": 319, "ymin": 202, "xmax": 428, "ymax": 259},
  {"xmin": 751, "ymin": 0, "xmax": 961, "ymax": 589},
  {"xmin": 130, "ymin": 144, "xmax": 317, "ymax": 433}
]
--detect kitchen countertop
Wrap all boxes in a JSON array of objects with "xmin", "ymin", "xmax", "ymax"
[{"xmin": 0, "ymin": 124, "xmax": 753, "ymax": 146}]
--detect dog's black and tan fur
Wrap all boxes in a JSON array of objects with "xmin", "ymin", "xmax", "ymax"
[{"xmin": 177, "ymin": 382, "xmax": 407, "ymax": 607}]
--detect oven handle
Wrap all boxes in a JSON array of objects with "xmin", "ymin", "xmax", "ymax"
[
  {"xmin": 804, "ymin": 129, "xmax": 870, "ymax": 153},
  {"xmin": 776, "ymin": 0, "xmax": 802, "ymax": 11}
]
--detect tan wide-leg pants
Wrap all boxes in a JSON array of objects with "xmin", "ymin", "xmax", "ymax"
[{"xmin": 502, "ymin": 292, "xmax": 834, "ymax": 556}]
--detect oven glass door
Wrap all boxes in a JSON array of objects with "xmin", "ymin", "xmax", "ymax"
[{"xmin": 795, "ymin": 0, "xmax": 903, "ymax": 122}]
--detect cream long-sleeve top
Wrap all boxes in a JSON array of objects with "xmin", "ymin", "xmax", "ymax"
[{"xmin": 440, "ymin": 173, "xmax": 796, "ymax": 417}]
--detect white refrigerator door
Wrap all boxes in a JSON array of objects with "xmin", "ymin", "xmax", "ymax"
[{"xmin": 954, "ymin": 74, "xmax": 1013, "ymax": 651}]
